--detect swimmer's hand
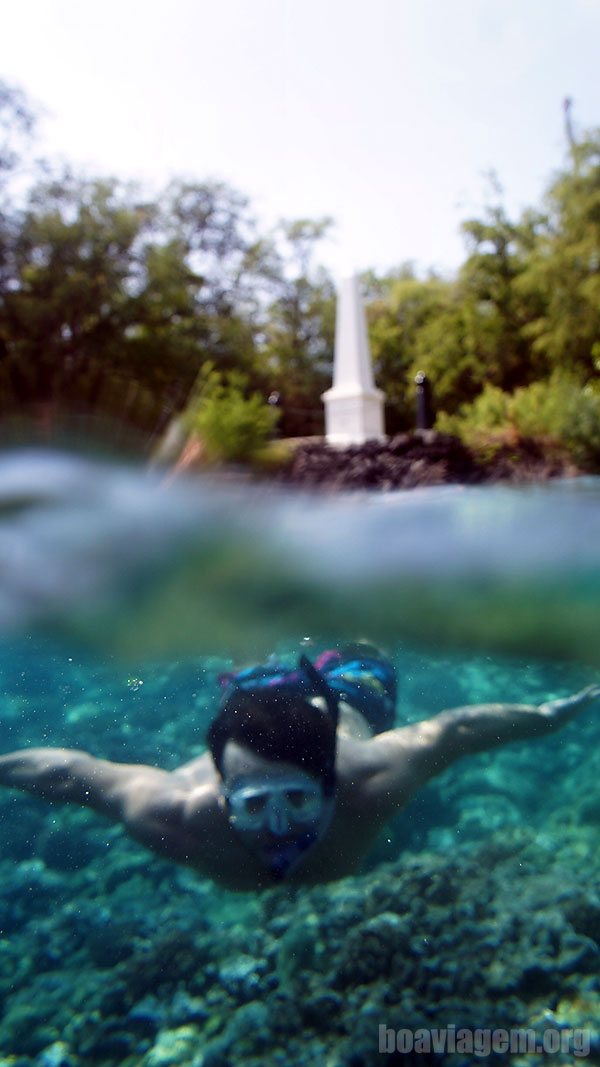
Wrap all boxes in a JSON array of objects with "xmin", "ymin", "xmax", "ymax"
[{"xmin": 538, "ymin": 684, "xmax": 600, "ymax": 722}]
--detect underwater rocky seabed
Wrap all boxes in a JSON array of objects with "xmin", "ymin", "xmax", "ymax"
[{"xmin": 0, "ymin": 645, "xmax": 598, "ymax": 1067}]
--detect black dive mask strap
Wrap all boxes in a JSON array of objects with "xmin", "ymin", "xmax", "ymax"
[{"xmin": 298, "ymin": 655, "xmax": 340, "ymax": 734}]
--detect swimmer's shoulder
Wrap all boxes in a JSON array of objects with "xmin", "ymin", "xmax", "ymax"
[
  {"xmin": 170, "ymin": 751, "xmax": 219, "ymax": 789},
  {"xmin": 336, "ymin": 700, "xmax": 374, "ymax": 741}
]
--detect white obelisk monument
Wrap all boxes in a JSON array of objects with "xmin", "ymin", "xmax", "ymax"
[{"xmin": 322, "ymin": 274, "xmax": 385, "ymax": 445}]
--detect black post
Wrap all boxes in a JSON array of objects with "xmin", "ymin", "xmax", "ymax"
[
  {"xmin": 267, "ymin": 390, "xmax": 281, "ymax": 439},
  {"xmin": 414, "ymin": 371, "xmax": 434, "ymax": 430}
]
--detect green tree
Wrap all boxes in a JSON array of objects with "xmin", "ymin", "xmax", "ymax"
[
  {"xmin": 366, "ymin": 267, "xmax": 451, "ymax": 431},
  {"xmin": 0, "ymin": 174, "xmax": 158, "ymax": 423},
  {"xmin": 260, "ymin": 218, "xmax": 335, "ymax": 437},
  {"xmin": 0, "ymin": 171, "xmax": 271, "ymax": 436},
  {"xmin": 0, "ymin": 79, "xmax": 36, "ymax": 191},
  {"xmin": 157, "ymin": 180, "xmax": 267, "ymax": 380},
  {"xmin": 458, "ymin": 185, "xmax": 543, "ymax": 392},
  {"xmin": 0, "ymin": 80, "xmax": 37, "ymax": 314},
  {"xmin": 519, "ymin": 130, "xmax": 600, "ymax": 378},
  {"xmin": 184, "ymin": 365, "xmax": 278, "ymax": 463},
  {"xmin": 383, "ymin": 193, "xmax": 547, "ymax": 420}
]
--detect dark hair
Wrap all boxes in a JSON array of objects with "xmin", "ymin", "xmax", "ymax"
[{"xmin": 208, "ymin": 661, "xmax": 339, "ymax": 795}]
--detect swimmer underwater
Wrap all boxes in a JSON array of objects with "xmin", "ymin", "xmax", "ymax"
[{"xmin": 0, "ymin": 646, "xmax": 598, "ymax": 891}]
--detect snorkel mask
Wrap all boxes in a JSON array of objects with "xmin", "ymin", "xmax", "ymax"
[
  {"xmin": 224, "ymin": 769, "xmax": 336, "ymax": 879},
  {"xmin": 210, "ymin": 654, "xmax": 340, "ymax": 879},
  {"xmin": 225, "ymin": 773, "xmax": 325, "ymax": 835}
]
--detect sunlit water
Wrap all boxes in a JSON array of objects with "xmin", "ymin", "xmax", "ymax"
[{"xmin": 0, "ymin": 450, "xmax": 598, "ymax": 1065}]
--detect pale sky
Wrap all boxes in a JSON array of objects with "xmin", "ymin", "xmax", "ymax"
[{"xmin": 1, "ymin": 0, "xmax": 599, "ymax": 278}]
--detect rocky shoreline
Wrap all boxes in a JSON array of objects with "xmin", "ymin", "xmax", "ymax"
[{"xmin": 277, "ymin": 431, "xmax": 577, "ymax": 491}]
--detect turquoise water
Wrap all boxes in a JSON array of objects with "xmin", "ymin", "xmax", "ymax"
[{"xmin": 0, "ymin": 452, "xmax": 598, "ymax": 1065}]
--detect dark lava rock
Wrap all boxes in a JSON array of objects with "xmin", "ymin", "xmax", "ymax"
[{"xmin": 279, "ymin": 431, "xmax": 575, "ymax": 491}]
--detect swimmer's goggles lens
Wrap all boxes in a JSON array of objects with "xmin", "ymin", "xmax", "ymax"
[{"xmin": 225, "ymin": 779, "xmax": 324, "ymax": 833}]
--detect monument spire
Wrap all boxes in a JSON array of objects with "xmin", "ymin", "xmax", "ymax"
[{"xmin": 322, "ymin": 274, "xmax": 385, "ymax": 445}]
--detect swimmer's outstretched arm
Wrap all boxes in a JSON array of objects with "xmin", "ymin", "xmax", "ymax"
[
  {"xmin": 363, "ymin": 685, "xmax": 600, "ymax": 809},
  {"xmin": 0, "ymin": 748, "xmax": 172, "ymax": 820},
  {"xmin": 0, "ymin": 748, "xmax": 207, "ymax": 864}
]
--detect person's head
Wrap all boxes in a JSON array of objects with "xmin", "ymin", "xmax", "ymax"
[{"xmin": 208, "ymin": 656, "xmax": 339, "ymax": 879}]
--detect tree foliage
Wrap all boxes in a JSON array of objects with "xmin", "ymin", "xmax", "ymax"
[
  {"xmin": 517, "ymin": 135, "xmax": 600, "ymax": 376},
  {"xmin": 0, "ymin": 82, "xmax": 338, "ymax": 443},
  {"xmin": 368, "ymin": 133, "xmax": 600, "ymax": 467},
  {"xmin": 260, "ymin": 218, "xmax": 335, "ymax": 437},
  {"xmin": 184, "ymin": 366, "xmax": 279, "ymax": 463},
  {"xmin": 0, "ymin": 79, "xmax": 599, "ymax": 467},
  {"xmin": 438, "ymin": 372, "xmax": 600, "ymax": 471},
  {"xmin": 367, "ymin": 268, "xmax": 450, "ymax": 431}
]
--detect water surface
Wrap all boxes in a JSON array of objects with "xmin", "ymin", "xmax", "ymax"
[{"xmin": 0, "ymin": 451, "xmax": 598, "ymax": 1066}]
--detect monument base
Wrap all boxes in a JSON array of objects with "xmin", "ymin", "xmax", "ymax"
[{"xmin": 321, "ymin": 387, "xmax": 386, "ymax": 446}]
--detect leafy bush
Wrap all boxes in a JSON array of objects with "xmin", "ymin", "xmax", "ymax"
[
  {"xmin": 437, "ymin": 385, "xmax": 509, "ymax": 435},
  {"xmin": 437, "ymin": 373, "xmax": 600, "ymax": 470},
  {"xmin": 184, "ymin": 368, "xmax": 279, "ymax": 464}
]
